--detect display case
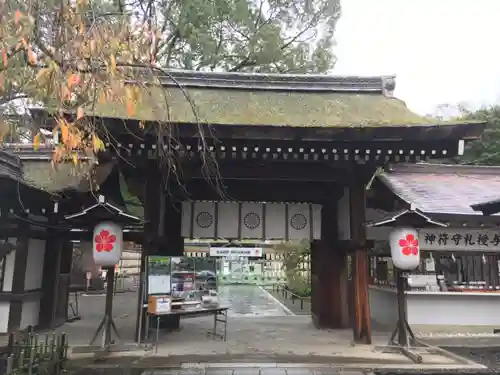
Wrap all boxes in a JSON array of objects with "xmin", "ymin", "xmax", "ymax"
[{"xmin": 146, "ymin": 255, "xmax": 218, "ymax": 310}]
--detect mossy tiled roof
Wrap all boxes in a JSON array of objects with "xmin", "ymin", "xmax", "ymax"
[
  {"xmin": 72, "ymin": 70, "xmax": 440, "ymax": 127},
  {"xmin": 92, "ymin": 86, "xmax": 435, "ymax": 127},
  {"xmin": 22, "ymin": 159, "xmax": 113, "ymax": 193}
]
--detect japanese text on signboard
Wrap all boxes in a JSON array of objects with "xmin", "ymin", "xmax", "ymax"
[{"xmin": 420, "ymin": 229, "xmax": 500, "ymax": 251}]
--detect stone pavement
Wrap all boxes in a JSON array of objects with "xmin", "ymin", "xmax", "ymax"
[
  {"xmin": 217, "ymin": 285, "xmax": 293, "ymax": 317},
  {"xmin": 60, "ymin": 285, "xmax": 485, "ymax": 369},
  {"xmin": 142, "ymin": 369, "xmax": 367, "ymax": 375}
]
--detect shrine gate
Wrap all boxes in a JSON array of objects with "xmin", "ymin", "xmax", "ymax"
[{"xmin": 30, "ymin": 70, "xmax": 485, "ymax": 344}]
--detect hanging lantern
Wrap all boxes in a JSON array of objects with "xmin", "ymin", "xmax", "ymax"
[
  {"xmin": 389, "ymin": 227, "xmax": 420, "ymax": 270},
  {"xmin": 92, "ymin": 221, "xmax": 123, "ymax": 267}
]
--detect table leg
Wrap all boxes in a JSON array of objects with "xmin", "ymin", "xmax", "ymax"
[
  {"xmin": 213, "ymin": 312, "xmax": 217, "ymax": 340},
  {"xmin": 223, "ymin": 310, "xmax": 227, "ymax": 342},
  {"xmin": 155, "ymin": 316, "xmax": 160, "ymax": 354},
  {"xmin": 145, "ymin": 314, "xmax": 150, "ymax": 342}
]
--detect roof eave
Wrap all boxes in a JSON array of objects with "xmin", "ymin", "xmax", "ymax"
[
  {"xmin": 470, "ymin": 200, "xmax": 500, "ymax": 216},
  {"xmin": 366, "ymin": 208, "xmax": 448, "ymax": 228},
  {"xmin": 65, "ymin": 195, "xmax": 143, "ymax": 224}
]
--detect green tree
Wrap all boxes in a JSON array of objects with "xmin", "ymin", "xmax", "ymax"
[
  {"xmin": 129, "ymin": 0, "xmax": 341, "ymax": 73},
  {"xmin": 1, "ymin": 0, "xmax": 341, "ymax": 159},
  {"xmin": 273, "ymin": 239, "xmax": 310, "ymax": 294},
  {"xmin": 459, "ymin": 106, "xmax": 500, "ymax": 165}
]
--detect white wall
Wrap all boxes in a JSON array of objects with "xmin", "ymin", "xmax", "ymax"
[
  {"xmin": 369, "ymin": 286, "xmax": 500, "ymax": 327},
  {"xmin": 24, "ymin": 239, "xmax": 46, "ymax": 291},
  {"xmin": 20, "ymin": 300, "xmax": 40, "ymax": 330},
  {"xmin": 407, "ymin": 292, "xmax": 500, "ymax": 326},
  {"xmin": 2, "ymin": 238, "xmax": 18, "ymax": 292},
  {"xmin": 0, "ymin": 303, "xmax": 10, "ymax": 333},
  {"xmin": 368, "ymin": 286, "xmax": 398, "ymax": 327},
  {"xmin": 19, "ymin": 239, "xmax": 46, "ymax": 330}
]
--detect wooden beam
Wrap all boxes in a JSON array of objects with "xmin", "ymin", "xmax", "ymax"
[
  {"xmin": 335, "ymin": 240, "xmax": 375, "ymax": 253},
  {"xmin": 168, "ymin": 179, "xmax": 339, "ymax": 203},
  {"xmin": 188, "ymin": 161, "xmax": 354, "ymax": 182},
  {"xmin": 96, "ymin": 117, "xmax": 484, "ymax": 143}
]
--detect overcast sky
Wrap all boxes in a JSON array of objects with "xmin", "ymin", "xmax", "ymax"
[{"xmin": 333, "ymin": 0, "xmax": 500, "ymax": 115}]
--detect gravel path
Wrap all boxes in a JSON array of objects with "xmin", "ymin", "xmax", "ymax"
[
  {"xmin": 441, "ymin": 346, "xmax": 500, "ymax": 372},
  {"xmin": 416, "ymin": 336, "xmax": 500, "ymax": 372}
]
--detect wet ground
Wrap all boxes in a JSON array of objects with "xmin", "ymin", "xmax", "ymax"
[
  {"xmin": 61, "ymin": 284, "xmax": 498, "ymax": 374},
  {"xmin": 218, "ymin": 285, "xmax": 292, "ymax": 317},
  {"xmin": 62, "ymin": 284, "xmax": 296, "ymax": 347}
]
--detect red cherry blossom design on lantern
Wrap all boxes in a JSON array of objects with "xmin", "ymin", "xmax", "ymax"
[
  {"xmin": 399, "ymin": 234, "xmax": 419, "ymax": 256},
  {"xmin": 94, "ymin": 230, "xmax": 116, "ymax": 252}
]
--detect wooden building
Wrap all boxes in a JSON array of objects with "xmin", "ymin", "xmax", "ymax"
[
  {"xmin": 0, "ymin": 149, "xmax": 73, "ymax": 333},
  {"xmin": 30, "ymin": 71, "xmax": 485, "ymax": 343},
  {"xmin": 0, "ymin": 144, "xmax": 118, "ymax": 334},
  {"xmin": 368, "ymin": 163, "xmax": 500, "ymax": 327}
]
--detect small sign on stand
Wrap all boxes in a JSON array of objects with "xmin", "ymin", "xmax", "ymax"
[{"xmin": 148, "ymin": 295, "xmax": 172, "ymax": 315}]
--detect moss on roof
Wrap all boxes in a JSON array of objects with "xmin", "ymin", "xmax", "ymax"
[
  {"xmin": 22, "ymin": 160, "xmax": 113, "ymax": 193},
  {"xmin": 86, "ymin": 85, "xmax": 439, "ymax": 127}
]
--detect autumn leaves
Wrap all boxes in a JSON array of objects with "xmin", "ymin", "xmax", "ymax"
[{"xmin": 1, "ymin": 0, "xmax": 153, "ymax": 164}]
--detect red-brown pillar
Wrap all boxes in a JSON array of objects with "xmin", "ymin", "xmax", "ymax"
[
  {"xmin": 311, "ymin": 198, "xmax": 349, "ymax": 328},
  {"xmin": 350, "ymin": 183, "xmax": 371, "ymax": 344}
]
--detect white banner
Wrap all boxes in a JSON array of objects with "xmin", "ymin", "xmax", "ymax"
[
  {"xmin": 181, "ymin": 201, "xmax": 321, "ymax": 240},
  {"xmin": 209, "ymin": 247, "xmax": 263, "ymax": 257}
]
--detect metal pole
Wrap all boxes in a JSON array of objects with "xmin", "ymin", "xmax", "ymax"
[
  {"xmin": 135, "ymin": 255, "xmax": 146, "ymax": 343},
  {"xmin": 104, "ymin": 266, "xmax": 115, "ymax": 347},
  {"xmin": 136, "ymin": 271, "xmax": 145, "ymax": 345},
  {"xmin": 396, "ymin": 270, "xmax": 408, "ymax": 347}
]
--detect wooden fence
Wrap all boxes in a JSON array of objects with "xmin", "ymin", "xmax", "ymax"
[{"xmin": 0, "ymin": 327, "xmax": 68, "ymax": 375}]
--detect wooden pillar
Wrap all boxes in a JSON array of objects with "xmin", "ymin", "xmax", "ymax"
[
  {"xmin": 162, "ymin": 196, "xmax": 184, "ymax": 256},
  {"xmin": 350, "ymin": 183, "xmax": 371, "ymax": 344},
  {"xmin": 135, "ymin": 166, "xmax": 162, "ymax": 341},
  {"xmin": 7, "ymin": 220, "xmax": 29, "ymax": 332},
  {"xmin": 311, "ymin": 199, "xmax": 349, "ymax": 328},
  {"xmin": 57, "ymin": 240, "xmax": 73, "ymax": 324}
]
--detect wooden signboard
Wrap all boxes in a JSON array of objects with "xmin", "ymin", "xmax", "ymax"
[{"xmin": 148, "ymin": 295, "xmax": 172, "ymax": 315}]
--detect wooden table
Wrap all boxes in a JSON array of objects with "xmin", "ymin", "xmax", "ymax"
[{"xmin": 146, "ymin": 305, "xmax": 229, "ymax": 352}]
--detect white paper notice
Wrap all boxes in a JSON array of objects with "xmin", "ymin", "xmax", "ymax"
[{"xmin": 148, "ymin": 275, "xmax": 171, "ymax": 294}]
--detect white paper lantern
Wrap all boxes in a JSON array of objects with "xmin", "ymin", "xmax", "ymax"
[
  {"xmin": 93, "ymin": 221, "xmax": 123, "ymax": 267},
  {"xmin": 389, "ymin": 227, "xmax": 420, "ymax": 270}
]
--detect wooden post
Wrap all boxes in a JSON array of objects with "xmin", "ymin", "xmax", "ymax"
[
  {"xmin": 57, "ymin": 240, "xmax": 73, "ymax": 324},
  {"xmin": 311, "ymin": 198, "xmax": 349, "ymax": 328},
  {"xmin": 163, "ymin": 196, "xmax": 184, "ymax": 257},
  {"xmin": 350, "ymin": 183, "xmax": 371, "ymax": 344},
  {"xmin": 135, "ymin": 165, "xmax": 162, "ymax": 342}
]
